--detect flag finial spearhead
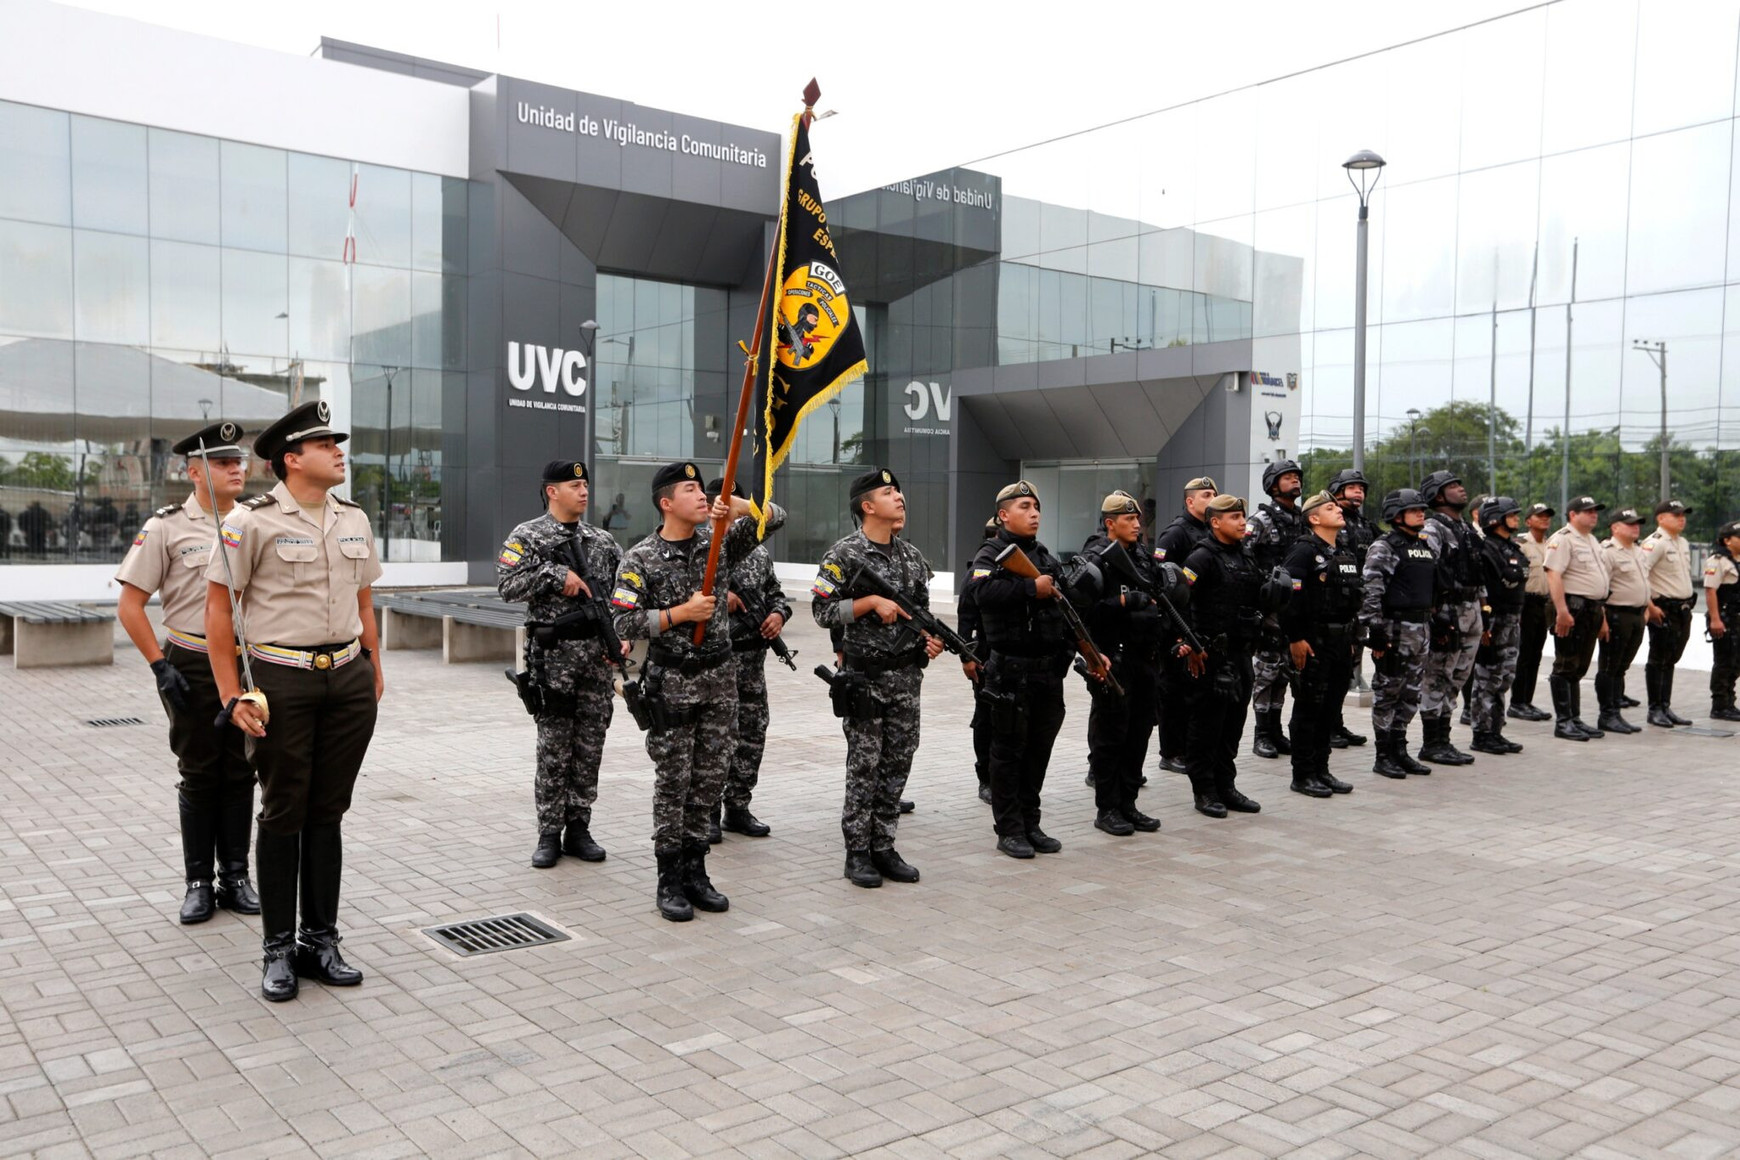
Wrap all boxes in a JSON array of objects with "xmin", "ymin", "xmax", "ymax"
[{"xmin": 803, "ymin": 78, "xmax": 821, "ymax": 110}]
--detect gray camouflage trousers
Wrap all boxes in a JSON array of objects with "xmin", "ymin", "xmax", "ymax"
[
  {"xmin": 725, "ymin": 651, "xmax": 768, "ymax": 810},
  {"xmin": 1422, "ymin": 599, "xmax": 1482, "ymax": 719},
  {"xmin": 1252, "ymin": 643, "xmax": 1290, "ymax": 714},
  {"xmin": 1472, "ymin": 611, "xmax": 1520, "ymax": 735},
  {"xmin": 1370, "ymin": 620, "xmax": 1430, "ymax": 732},
  {"xmin": 840, "ymin": 665, "xmax": 922, "ymax": 853},
  {"xmin": 534, "ymin": 673, "xmax": 613, "ymax": 835},
  {"xmin": 646, "ymin": 659, "xmax": 739, "ymax": 851}
]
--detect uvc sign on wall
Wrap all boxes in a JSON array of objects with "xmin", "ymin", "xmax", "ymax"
[
  {"xmin": 902, "ymin": 380, "xmax": 952, "ymax": 436},
  {"xmin": 506, "ymin": 341, "xmax": 587, "ymax": 414}
]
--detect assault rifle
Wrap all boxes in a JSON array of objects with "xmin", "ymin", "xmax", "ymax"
[
  {"xmin": 1094, "ymin": 540, "xmax": 1206, "ymax": 655},
  {"xmin": 996, "ymin": 544, "xmax": 1123, "ymax": 695},
  {"xmin": 733, "ymin": 592, "xmax": 797, "ymax": 670},
  {"xmin": 846, "ymin": 564, "xmax": 979, "ymax": 662}
]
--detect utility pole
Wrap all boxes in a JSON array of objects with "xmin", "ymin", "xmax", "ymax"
[
  {"xmin": 1488, "ymin": 297, "xmax": 1498, "ymax": 496},
  {"xmin": 1633, "ymin": 339, "xmax": 1670, "ymax": 501},
  {"xmin": 1561, "ymin": 239, "xmax": 1577, "ymax": 516}
]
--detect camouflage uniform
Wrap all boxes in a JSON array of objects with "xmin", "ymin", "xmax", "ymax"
[
  {"xmin": 497, "ymin": 514, "xmax": 623, "ymax": 836},
  {"xmin": 724, "ymin": 542, "xmax": 791, "ymax": 811},
  {"xmin": 1360, "ymin": 530, "xmax": 1436, "ymax": 734},
  {"xmin": 1420, "ymin": 511, "xmax": 1485, "ymax": 723},
  {"xmin": 611, "ymin": 503, "xmax": 785, "ymax": 851},
  {"xmin": 811, "ymin": 530, "xmax": 934, "ymax": 853},
  {"xmin": 1245, "ymin": 501, "xmax": 1304, "ymax": 745}
]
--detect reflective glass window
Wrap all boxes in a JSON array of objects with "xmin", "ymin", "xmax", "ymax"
[
  {"xmin": 0, "ymin": 101, "xmax": 71, "ymax": 225},
  {"xmin": 1536, "ymin": 143, "xmax": 1628, "ymax": 305},
  {"xmin": 150, "ymin": 240, "xmax": 219, "ymax": 352},
  {"xmin": 70, "ymin": 116, "xmax": 147, "ymax": 236},
  {"xmin": 1627, "ymin": 122, "xmax": 1729, "ymax": 296},
  {"xmin": 1253, "ymin": 72, "xmax": 1325, "ymax": 212},
  {"xmin": 287, "ymin": 152, "xmax": 353, "ymax": 260},
  {"xmin": 287, "ymin": 256, "xmax": 351, "ymax": 361},
  {"xmin": 73, "ymin": 230, "xmax": 149, "ymax": 346},
  {"xmin": 1457, "ymin": 11, "xmax": 1547, "ymax": 172},
  {"xmin": 354, "ymin": 163, "xmax": 412, "ymax": 269},
  {"xmin": 220, "ymin": 248, "xmax": 288, "ymax": 357},
  {"xmin": 0, "ymin": 220, "xmax": 73, "ymax": 338},
  {"xmin": 1540, "ymin": 0, "xmax": 1637, "ymax": 154},
  {"xmin": 1378, "ymin": 176, "xmax": 1457, "ymax": 324},
  {"xmin": 1632, "ymin": 1, "xmax": 1738, "ymax": 138},
  {"xmin": 220, "ymin": 141, "xmax": 287, "ymax": 252},
  {"xmin": 352, "ymin": 264, "xmax": 411, "ymax": 366},
  {"xmin": 147, "ymin": 128, "xmax": 220, "ymax": 245},
  {"xmin": 1253, "ymin": 203, "xmax": 1314, "ymax": 338},
  {"xmin": 1455, "ymin": 161, "xmax": 1541, "ymax": 315}
]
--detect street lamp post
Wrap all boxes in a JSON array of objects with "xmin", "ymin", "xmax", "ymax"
[
  {"xmin": 1406, "ymin": 407, "xmax": 1429, "ymax": 484},
  {"xmin": 578, "ymin": 320, "xmax": 599, "ymax": 480},
  {"xmin": 380, "ymin": 365, "xmax": 399, "ymax": 563},
  {"xmin": 1632, "ymin": 339, "xmax": 1670, "ymax": 501},
  {"xmin": 1344, "ymin": 150, "xmax": 1386, "ymax": 474}
]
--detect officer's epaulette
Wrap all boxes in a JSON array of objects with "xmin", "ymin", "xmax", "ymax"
[
  {"xmin": 152, "ymin": 503, "xmax": 183, "ymax": 519},
  {"xmin": 335, "ymin": 496, "xmax": 362, "ymax": 508},
  {"xmin": 240, "ymin": 494, "xmax": 278, "ymax": 510}
]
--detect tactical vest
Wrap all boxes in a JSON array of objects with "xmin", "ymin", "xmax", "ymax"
[
  {"xmin": 1481, "ymin": 536, "xmax": 1529, "ymax": 614},
  {"xmin": 1337, "ymin": 510, "xmax": 1379, "ymax": 568},
  {"xmin": 1382, "ymin": 530, "xmax": 1437, "ymax": 615},
  {"xmin": 1427, "ymin": 510, "xmax": 1482, "ymax": 598},
  {"xmin": 1249, "ymin": 502, "xmax": 1304, "ymax": 570},
  {"xmin": 975, "ymin": 535, "xmax": 1071, "ymax": 655},
  {"xmin": 1317, "ymin": 546, "xmax": 1364, "ymax": 622},
  {"xmin": 1717, "ymin": 549, "xmax": 1740, "ymax": 618},
  {"xmin": 1191, "ymin": 538, "xmax": 1263, "ymax": 643}
]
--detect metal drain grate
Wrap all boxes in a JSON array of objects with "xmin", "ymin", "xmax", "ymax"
[
  {"xmin": 424, "ymin": 913, "xmax": 569, "ymax": 957},
  {"xmin": 84, "ymin": 717, "xmax": 145, "ymax": 728}
]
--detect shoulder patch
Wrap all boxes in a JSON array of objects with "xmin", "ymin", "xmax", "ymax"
[
  {"xmin": 822, "ymin": 561, "xmax": 843, "ymax": 580},
  {"xmin": 220, "ymin": 522, "xmax": 244, "ymax": 550},
  {"xmin": 620, "ymin": 571, "xmax": 642, "ymax": 588},
  {"xmin": 132, "ymin": 528, "xmax": 149, "ymax": 547},
  {"xmin": 498, "ymin": 540, "xmax": 524, "ymax": 567},
  {"xmin": 970, "ymin": 567, "xmax": 991, "ymax": 580},
  {"xmin": 1182, "ymin": 566, "xmax": 1198, "ymax": 584},
  {"xmin": 152, "ymin": 503, "xmax": 182, "ymax": 519},
  {"xmin": 1152, "ymin": 547, "xmax": 1167, "ymax": 560}
]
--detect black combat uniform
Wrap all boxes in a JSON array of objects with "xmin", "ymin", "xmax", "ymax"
[
  {"xmin": 1332, "ymin": 475, "xmax": 1380, "ymax": 749},
  {"xmin": 1152, "ymin": 505, "xmax": 1212, "ymax": 769},
  {"xmin": 1181, "ymin": 504, "xmax": 1268, "ymax": 817},
  {"xmin": 1280, "ymin": 518, "xmax": 1362, "ymax": 798},
  {"xmin": 1082, "ymin": 518, "xmax": 1169, "ymax": 835},
  {"xmin": 1706, "ymin": 526, "xmax": 1740, "ymax": 721},
  {"xmin": 971, "ymin": 510, "xmax": 1074, "ymax": 857},
  {"xmin": 959, "ymin": 521, "xmax": 997, "ymax": 804}
]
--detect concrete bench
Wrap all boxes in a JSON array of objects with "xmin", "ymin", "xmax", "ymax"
[
  {"xmin": 0, "ymin": 601, "xmax": 116, "ymax": 669},
  {"xmin": 374, "ymin": 590, "xmax": 524, "ymax": 664}
]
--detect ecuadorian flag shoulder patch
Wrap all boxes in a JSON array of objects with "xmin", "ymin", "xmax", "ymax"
[
  {"xmin": 220, "ymin": 523, "xmax": 243, "ymax": 550},
  {"xmin": 610, "ymin": 587, "xmax": 639, "ymax": 609},
  {"xmin": 1182, "ymin": 566, "xmax": 1198, "ymax": 584},
  {"xmin": 1152, "ymin": 547, "xmax": 1166, "ymax": 560},
  {"xmin": 132, "ymin": 529, "xmax": 148, "ymax": 547},
  {"xmin": 970, "ymin": 568, "xmax": 991, "ymax": 580},
  {"xmin": 1291, "ymin": 577, "xmax": 1303, "ymax": 591},
  {"xmin": 498, "ymin": 540, "xmax": 524, "ymax": 567},
  {"xmin": 812, "ymin": 574, "xmax": 837, "ymax": 598}
]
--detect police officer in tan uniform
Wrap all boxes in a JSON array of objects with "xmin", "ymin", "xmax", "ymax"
[
  {"xmin": 1509, "ymin": 503, "xmax": 1555, "ymax": 721},
  {"xmin": 1641, "ymin": 499, "xmax": 1697, "ymax": 726},
  {"xmin": 1595, "ymin": 508, "xmax": 1653, "ymax": 735},
  {"xmin": 205, "ymin": 400, "xmax": 384, "ymax": 1002},
  {"xmin": 115, "ymin": 421, "xmax": 260, "ymax": 925},
  {"xmin": 1544, "ymin": 496, "xmax": 1612, "ymax": 741}
]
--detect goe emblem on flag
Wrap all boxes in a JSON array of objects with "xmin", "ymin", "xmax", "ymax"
[{"xmin": 776, "ymin": 261, "xmax": 851, "ymax": 369}]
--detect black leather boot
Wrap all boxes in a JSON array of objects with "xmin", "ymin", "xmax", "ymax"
[
  {"xmin": 1192, "ymin": 793, "xmax": 1228, "ymax": 818},
  {"xmin": 1251, "ymin": 710, "xmax": 1279, "ymax": 759},
  {"xmin": 1595, "ymin": 674, "xmax": 1637, "ymax": 734},
  {"xmin": 845, "ymin": 850, "xmax": 882, "ymax": 887},
  {"xmin": 563, "ymin": 816, "xmax": 607, "ymax": 862},
  {"xmin": 1372, "ymin": 730, "xmax": 1407, "ymax": 779},
  {"xmin": 1470, "ymin": 730, "xmax": 1509, "ymax": 755},
  {"xmin": 871, "ymin": 848, "xmax": 920, "ymax": 883},
  {"xmin": 1508, "ymin": 699, "xmax": 1551, "ymax": 722},
  {"xmin": 177, "ymin": 791, "xmax": 216, "ymax": 924},
  {"xmin": 1440, "ymin": 716, "xmax": 1476, "ymax": 764},
  {"xmin": 213, "ymin": 786, "xmax": 260, "ymax": 914},
  {"xmin": 681, "ymin": 843, "xmax": 728, "ymax": 912},
  {"xmin": 1331, "ymin": 723, "xmax": 1367, "ymax": 747},
  {"xmin": 1417, "ymin": 716, "xmax": 1464, "ymax": 766},
  {"xmin": 1661, "ymin": 668, "xmax": 1694, "ymax": 725},
  {"xmin": 1317, "ymin": 763, "xmax": 1353, "ymax": 794},
  {"xmin": 1270, "ymin": 711, "xmax": 1292, "ymax": 755},
  {"xmin": 531, "ymin": 831, "xmax": 562, "ymax": 868},
  {"xmin": 656, "ymin": 848, "xmax": 693, "ymax": 920},
  {"xmin": 295, "ymin": 825, "xmax": 362, "ymax": 986},
  {"xmin": 1159, "ymin": 754, "xmax": 1189, "ymax": 774},
  {"xmin": 255, "ymin": 825, "xmax": 300, "ymax": 1001},
  {"xmin": 1026, "ymin": 827, "xmax": 1062, "ymax": 853},
  {"xmin": 1289, "ymin": 752, "xmax": 1331, "ymax": 797},
  {"xmin": 1124, "ymin": 804, "xmax": 1162, "ymax": 830},
  {"xmin": 1646, "ymin": 666, "xmax": 1675, "ymax": 727},
  {"xmin": 722, "ymin": 805, "xmax": 771, "ymax": 837},
  {"xmin": 1094, "ymin": 808, "xmax": 1134, "ymax": 836},
  {"xmin": 1393, "ymin": 726, "xmax": 1431, "ymax": 774},
  {"xmin": 1568, "ymin": 680, "xmax": 1604, "ymax": 738},
  {"xmin": 1551, "ymin": 675, "xmax": 1591, "ymax": 740}
]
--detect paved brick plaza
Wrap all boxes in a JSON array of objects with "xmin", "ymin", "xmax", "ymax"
[{"xmin": 3, "ymin": 611, "xmax": 1739, "ymax": 1159}]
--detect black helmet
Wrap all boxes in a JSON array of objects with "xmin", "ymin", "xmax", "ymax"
[
  {"xmin": 1419, "ymin": 470, "xmax": 1463, "ymax": 506},
  {"xmin": 1327, "ymin": 468, "xmax": 1368, "ymax": 496},
  {"xmin": 1261, "ymin": 458, "xmax": 1303, "ymax": 496},
  {"xmin": 1155, "ymin": 561, "xmax": 1190, "ymax": 609},
  {"xmin": 1478, "ymin": 495, "xmax": 1521, "ymax": 528},
  {"xmin": 1381, "ymin": 488, "xmax": 1428, "ymax": 524}
]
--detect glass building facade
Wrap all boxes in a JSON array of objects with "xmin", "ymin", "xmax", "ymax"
[
  {"xmin": 8, "ymin": 0, "xmax": 1740, "ymax": 588},
  {"xmin": 0, "ymin": 99, "xmax": 466, "ymax": 566}
]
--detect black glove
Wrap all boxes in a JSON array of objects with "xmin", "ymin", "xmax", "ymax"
[
  {"xmin": 1121, "ymin": 588, "xmax": 1152, "ymax": 612},
  {"xmin": 151, "ymin": 657, "xmax": 192, "ymax": 714},
  {"xmin": 1364, "ymin": 623, "xmax": 1392, "ymax": 654}
]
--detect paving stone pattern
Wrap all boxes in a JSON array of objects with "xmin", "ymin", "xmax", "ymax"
[{"xmin": 3, "ymin": 615, "xmax": 1739, "ymax": 1158}]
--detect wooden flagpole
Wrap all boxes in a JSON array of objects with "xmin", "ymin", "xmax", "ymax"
[{"xmin": 694, "ymin": 80, "xmax": 820, "ymax": 645}]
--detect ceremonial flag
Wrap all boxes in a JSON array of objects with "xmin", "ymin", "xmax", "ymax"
[{"xmin": 758, "ymin": 109, "xmax": 868, "ymax": 531}]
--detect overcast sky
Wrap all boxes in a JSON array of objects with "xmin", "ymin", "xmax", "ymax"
[{"xmin": 65, "ymin": 0, "xmax": 1535, "ymax": 201}]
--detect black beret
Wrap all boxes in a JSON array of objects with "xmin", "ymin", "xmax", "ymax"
[
  {"xmin": 254, "ymin": 399, "xmax": 347, "ymax": 460},
  {"xmin": 172, "ymin": 420, "xmax": 246, "ymax": 458},
  {"xmin": 542, "ymin": 460, "xmax": 588, "ymax": 484},
  {"xmin": 705, "ymin": 477, "xmax": 747, "ymax": 500},
  {"xmin": 651, "ymin": 461, "xmax": 702, "ymax": 496},
  {"xmin": 849, "ymin": 468, "xmax": 899, "ymax": 501}
]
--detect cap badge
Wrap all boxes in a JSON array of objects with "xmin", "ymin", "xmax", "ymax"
[
  {"xmin": 881, "ymin": 470, "xmax": 891, "ymax": 484},
  {"xmin": 220, "ymin": 422, "xmax": 238, "ymax": 443},
  {"xmin": 574, "ymin": 464, "xmax": 585, "ymax": 478},
  {"xmin": 316, "ymin": 400, "xmax": 331, "ymax": 423},
  {"xmin": 684, "ymin": 464, "xmax": 696, "ymax": 479}
]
